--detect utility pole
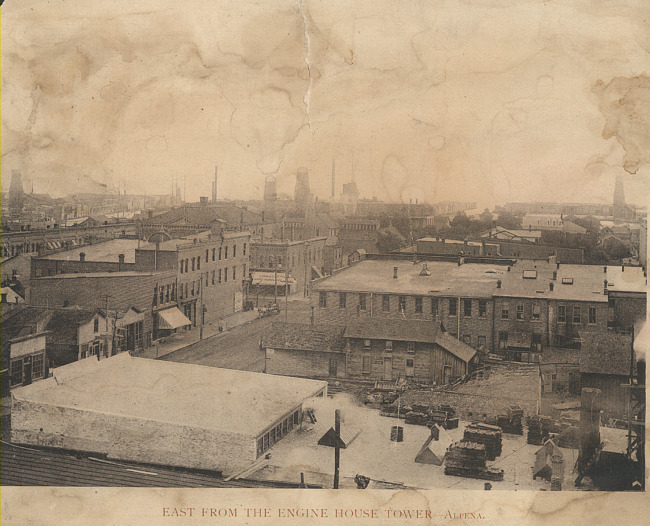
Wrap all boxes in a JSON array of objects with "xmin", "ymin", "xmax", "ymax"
[
  {"xmin": 285, "ymin": 246, "xmax": 289, "ymax": 320},
  {"xmin": 334, "ymin": 409, "xmax": 341, "ymax": 489}
]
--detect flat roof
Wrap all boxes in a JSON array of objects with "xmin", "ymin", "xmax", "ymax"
[
  {"xmin": 605, "ymin": 265, "xmax": 647, "ymax": 294},
  {"xmin": 312, "ymin": 259, "xmax": 510, "ymax": 297},
  {"xmin": 33, "ymin": 271, "xmax": 168, "ymax": 279},
  {"xmin": 496, "ymin": 261, "xmax": 611, "ymax": 302},
  {"xmin": 37, "ymin": 239, "xmax": 153, "ymax": 264},
  {"xmin": 12, "ymin": 354, "xmax": 327, "ymax": 438}
]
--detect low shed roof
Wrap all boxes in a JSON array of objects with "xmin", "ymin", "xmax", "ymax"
[{"xmin": 12, "ymin": 354, "xmax": 327, "ymax": 438}]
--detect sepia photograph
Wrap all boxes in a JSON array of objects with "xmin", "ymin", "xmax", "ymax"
[{"xmin": 1, "ymin": 0, "xmax": 648, "ymax": 524}]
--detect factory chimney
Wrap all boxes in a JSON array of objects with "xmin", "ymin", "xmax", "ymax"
[{"xmin": 212, "ymin": 165, "xmax": 218, "ymax": 203}]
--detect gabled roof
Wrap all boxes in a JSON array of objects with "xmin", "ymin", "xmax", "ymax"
[
  {"xmin": 142, "ymin": 204, "xmax": 261, "ymax": 229},
  {"xmin": 579, "ymin": 332, "xmax": 635, "ymax": 376},
  {"xmin": 344, "ymin": 318, "xmax": 439, "ymax": 344},
  {"xmin": 436, "ymin": 331, "xmax": 477, "ymax": 363},
  {"xmin": 263, "ymin": 323, "xmax": 346, "ymax": 352},
  {"xmin": 45, "ymin": 309, "xmax": 105, "ymax": 346}
]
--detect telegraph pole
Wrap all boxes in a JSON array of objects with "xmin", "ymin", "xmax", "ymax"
[{"xmin": 334, "ymin": 409, "xmax": 341, "ymax": 489}]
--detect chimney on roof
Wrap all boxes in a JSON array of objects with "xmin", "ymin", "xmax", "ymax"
[
  {"xmin": 393, "ymin": 266, "xmax": 398, "ymax": 279},
  {"xmin": 507, "ymin": 265, "xmax": 511, "ymax": 271},
  {"xmin": 497, "ymin": 280, "xmax": 502, "ymax": 289},
  {"xmin": 118, "ymin": 253, "xmax": 125, "ymax": 271},
  {"xmin": 458, "ymin": 256, "xmax": 464, "ymax": 266},
  {"xmin": 604, "ymin": 279, "xmax": 608, "ymax": 293},
  {"xmin": 79, "ymin": 252, "xmax": 86, "ymax": 262},
  {"xmin": 552, "ymin": 270, "xmax": 557, "ymax": 280},
  {"xmin": 549, "ymin": 282, "xmax": 554, "ymax": 291},
  {"xmin": 556, "ymin": 262, "xmax": 560, "ymax": 269},
  {"xmin": 604, "ymin": 266, "xmax": 607, "ymax": 273},
  {"xmin": 622, "ymin": 265, "xmax": 625, "ymax": 272},
  {"xmin": 200, "ymin": 196, "xmax": 208, "ymax": 206}
]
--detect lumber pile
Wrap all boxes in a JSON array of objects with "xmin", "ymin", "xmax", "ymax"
[
  {"xmin": 399, "ymin": 405, "xmax": 458, "ymax": 430},
  {"xmin": 527, "ymin": 415, "xmax": 556, "ymax": 445},
  {"xmin": 463, "ymin": 423, "xmax": 502, "ymax": 460},
  {"xmin": 444, "ymin": 441, "xmax": 504, "ymax": 481}
]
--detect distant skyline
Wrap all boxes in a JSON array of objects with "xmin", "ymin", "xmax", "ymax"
[{"xmin": 2, "ymin": 0, "xmax": 649, "ymax": 207}]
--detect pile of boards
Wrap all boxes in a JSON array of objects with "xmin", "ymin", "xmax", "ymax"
[
  {"xmin": 403, "ymin": 404, "xmax": 459, "ymax": 430},
  {"xmin": 483, "ymin": 406, "xmax": 524, "ymax": 435},
  {"xmin": 444, "ymin": 441, "xmax": 504, "ymax": 481},
  {"xmin": 463, "ymin": 423, "xmax": 502, "ymax": 461},
  {"xmin": 527, "ymin": 415, "xmax": 561, "ymax": 445}
]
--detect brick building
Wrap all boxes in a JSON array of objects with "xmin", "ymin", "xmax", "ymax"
[{"xmin": 249, "ymin": 237, "xmax": 326, "ymax": 297}]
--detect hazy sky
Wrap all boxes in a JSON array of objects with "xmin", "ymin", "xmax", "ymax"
[{"xmin": 1, "ymin": 0, "xmax": 649, "ymax": 206}]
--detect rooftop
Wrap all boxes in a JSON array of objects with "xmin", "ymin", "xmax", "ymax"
[
  {"xmin": 312, "ymin": 259, "xmax": 510, "ymax": 297},
  {"xmin": 344, "ymin": 318, "xmax": 439, "ymax": 344},
  {"xmin": 494, "ymin": 261, "xmax": 637, "ymax": 302},
  {"xmin": 579, "ymin": 332, "xmax": 635, "ymax": 376},
  {"xmin": 37, "ymin": 239, "xmax": 153, "ymax": 264},
  {"xmin": 33, "ymin": 271, "xmax": 168, "ymax": 279},
  {"xmin": 12, "ymin": 354, "xmax": 327, "ymax": 438},
  {"xmin": 605, "ymin": 265, "xmax": 647, "ymax": 294}
]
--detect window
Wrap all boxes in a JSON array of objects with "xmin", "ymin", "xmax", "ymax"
[
  {"xmin": 218, "ymin": 269, "xmax": 222, "ymax": 283},
  {"xmin": 185, "ymin": 283, "xmax": 189, "ymax": 297},
  {"xmin": 385, "ymin": 340, "xmax": 393, "ymax": 351},
  {"xmin": 532, "ymin": 333, "xmax": 542, "ymax": 351},
  {"xmin": 233, "ymin": 245, "xmax": 237, "ymax": 258},
  {"xmin": 243, "ymin": 243, "xmax": 247, "ymax": 256},
  {"xmin": 224, "ymin": 268, "xmax": 228, "ymax": 282},
  {"xmin": 32, "ymin": 354, "xmax": 44, "ymax": 379},
  {"xmin": 339, "ymin": 293, "xmax": 346, "ymax": 308},
  {"xmin": 160, "ymin": 287, "xmax": 164, "ymax": 303},
  {"xmin": 192, "ymin": 257, "xmax": 195, "ymax": 271},
  {"xmin": 94, "ymin": 318, "xmax": 99, "ymax": 333},
  {"xmin": 363, "ymin": 339, "xmax": 371, "ymax": 349},
  {"xmin": 233, "ymin": 266, "xmax": 236, "ymax": 280},
  {"xmin": 532, "ymin": 303, "xmax": 540, "ymax": 321},
  {"xmin": 398, "ymin": 296, "xmax": 406, "ymax": 313},
  {"xmin": 212, "ymin": 270, "xmax": 215, "ymax": 285},
  {"xmin": 573, "ymin": 306, "xmax": 581, "ymax": 324},
  {"xmin": 206, "ymin": 249, "xmax": 209, "ymax": 262},
  {"xmin": 10, "ymin": 359, "xmax": 22, "ymax": 386},
  {"xmin": 516, "ymin": 304, "xmax": 524, "ymax": 320},
  {"xmin": 463, "ymin": 335, "xmax": 471, "ymax": 346},
  {"xmin": 359, "ymin": 293, "xmax": 367, "ymax": 310},
  {"xmin": 212, "ymin": 248, "xmax": 216, "ymax": 261},
  {"xmin": 478, "ymin": 300, "xmax": 487, "ymax": 318},
  {"xmin": 501, "ymin": 307, "xmax": 509, "ymax": 320},
  {"xmin": 382, "ymin": 295, "xmax": 390, "ymax": 312},
  {"xmin": 205, "ymin": 273, "xmax": 209, "ymax": 286},
  {"xmin": 180, "ymin": 261, "xmax": 184, "ymax": 274},
  {"xmin": 498, "ymin": 331, "xmax": 508, "ymax": 349},
  {"xmin": 449, "ymin": 298, "xmax": 457, "ymax": 316},
  {"xmin": 558, "ymin": 304, "xmax": 566, "ymax": 323},
  {"xmin": 224, "ymin": 246, "xmax": 228, "ymax": 260},
  {"xmin": 180, "ymin": 283, "xmax": 184, "ymax": 299},
  {"xmin": 407, "ymin": 342, "xmax": 415, "ymax": 354},
  {"xmin": 243, "ymin": 264, "xmax": 246, "ymax": 278},
  {"xmin": 478, "ymin": 335, "xmax": 486, "ymax": 348},
  {"xmin": 191, "ymin": 282, "xmax": 195, "ymax": 296},
  {"xmin": 171, "ymin": 284, "xmax": 176, "ymax": 301},
  {"xmin": 218, "ymin": 247, "xmax": 222, "ymax": 260},
  {"xmin": 405, "ymin": 359, "xmax": 414, "ymax": 377},
  {"xmin": 415, "ymin": 297, "xmax": 423, "ymax": 314},
  {"xmin": 362, "ymin": 356, "xmax": 371, "ymax": 373},
  {"xmin": 197, "ymin": 257, "xmax": 200, "ymax": 270},
  {"xmin": 589, "ymin": 306, "xmax": 597, "ymax": 324},
  {"xmin": 166, "ymin": 284, "xmax": 170, "ymax": 302},
  {"xmin": 463, "ymin": 299, "xmax": 472, "ymax": 317},
  {"xmin": 431, "ymin": 298, "xmax": 438, "ymax": 318},
  {"xmin": 319, "ymin": 292, "xmax": 327, "ymax": 308}
]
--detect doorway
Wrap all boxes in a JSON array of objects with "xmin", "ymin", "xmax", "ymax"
[{"xmin": 383, "ymin": 357, "xmax": 392, "ymax": 380}]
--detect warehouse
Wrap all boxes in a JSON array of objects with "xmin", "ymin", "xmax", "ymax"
[{"xmin": 11, "ymin": 354, "xmax": 327, "ymax": 476}]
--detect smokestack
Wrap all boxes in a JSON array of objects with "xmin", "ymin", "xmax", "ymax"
[
  {"xmin": 213, "ymin": 165, "xmax": 218, "ymax": 203},
  {"xmin": 331, "ymin": 159, "xmax": 335, "ymax": 198},
  {"xmin": 549, "ymin": 282, "xmax": 554, "ymax": 291}
]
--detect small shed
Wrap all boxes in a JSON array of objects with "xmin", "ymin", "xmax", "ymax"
[
  {"xmin": 318, "ymin": 422, "xmax": 361, "ymax": 449},
  {"xmin": 533, "ymin": 439, "xmax": 562, "ymax": 481},
  {"xmin": 415, "ymin": 425, "xmax": 453, "ymax": 466}
]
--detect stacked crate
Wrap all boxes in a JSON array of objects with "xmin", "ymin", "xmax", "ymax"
[
  {"xmin": 444, "ymin": 441, "xmax": 504, "ymax": 481},
  {"xmin": 463, "ymin": 423, "xmax": 502, "ymax": 460}
]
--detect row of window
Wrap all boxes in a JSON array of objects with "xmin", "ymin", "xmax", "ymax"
[
  {"xmin": 80, "ymin": 340, "xmax": 104, "ymax": 360},
  {"xmin": 321, "ymin": 292, "xmax": 599, "ymax": 325},
  {"xmin": 256, "ymin": 247, "xmax": 322, "ymax": 269},
  {"xmin": 256, "ymin": 409, "xmax": 301, "ymax": 458},
  {"xmin": 178, "ymin": 265, "xmax": 247, "ymax": 300},
  {"xmin": 361, "ymin": 356, "xmax": 415, "ymax": 376},
  {"xmin": 179, "ymin": 244, "xmax": 246, "ymax": 274},
  {"xmin": 362, "ymin": 339, "xmax": 416, "ymax": 353}
]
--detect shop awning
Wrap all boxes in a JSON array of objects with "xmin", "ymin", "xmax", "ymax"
[
  {"xmin": 251, "ymin": 271, "xmax": 297, "ymax": 287},
  {"xmin": 157, "ymin": 307, "xmax": 191, "ymax": 329}
]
